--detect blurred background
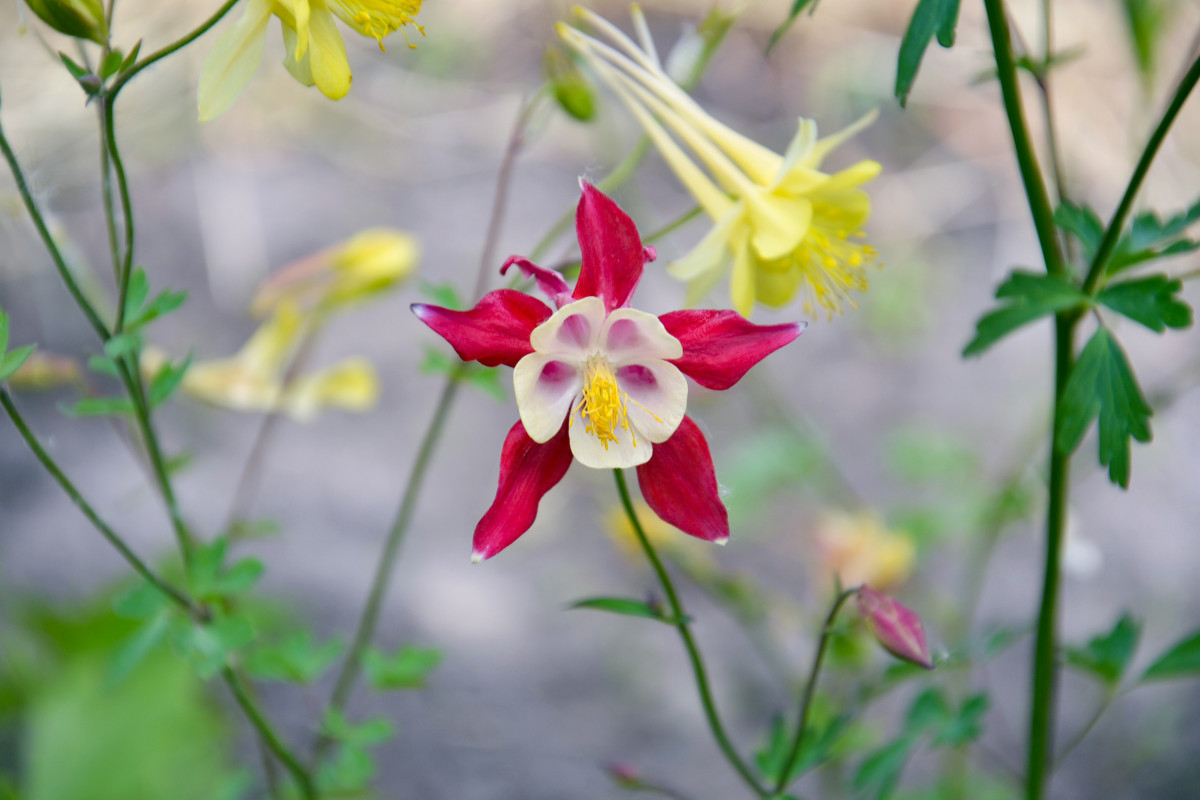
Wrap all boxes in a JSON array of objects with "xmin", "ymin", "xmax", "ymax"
[{"xmin": 1, "ymin": 0, "xmax": 1199, "ymax": 797}]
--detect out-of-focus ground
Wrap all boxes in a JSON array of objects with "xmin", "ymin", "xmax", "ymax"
[{"xmin": 2, "ymin": 0, "xmax": 1200, "ymax": 797}]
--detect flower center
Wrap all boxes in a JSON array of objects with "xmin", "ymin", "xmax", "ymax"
[
  {"xmin": 771, "ymin": 202, "xmax": 878, "ymax": 316},
  {"xmin": 577, "ymin": 354, "xmax": 635, "ymax": 451},
  {"xmin": 332, "ymin": 0, "xmax": 424, "ymax": 49}
]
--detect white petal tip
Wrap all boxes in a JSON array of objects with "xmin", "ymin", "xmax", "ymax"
[
  {"xmin": 470, "ymin": 551, "xmax": 485, "ymax": 564},
  {"xmin": 714, "ymin": 537, "xmax": 729, "ymax": 546}
]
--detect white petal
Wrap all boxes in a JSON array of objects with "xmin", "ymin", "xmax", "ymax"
[
  {"xmin": 529, "ymin": 296, "xmax": 605, "ymax": 357},
  {"xmin": 602, "ymin": 308, "xmax": 682, "ymax": 365},
  {"xmin": 619, "ymin": 359, "xmax": 687, "ymax": 444},
  {"xmin": 569, "ymin": 401, "xmax": 651, "ymax": 469},
  {"xmin": 513, "ymin": 353, "xmax": 582, "ymax": 443}
]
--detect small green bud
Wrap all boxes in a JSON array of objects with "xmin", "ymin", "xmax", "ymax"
[
  {"xmin": 544, "ymin": 45, "xmax": 595, "ymax": 122},
  {"xmin": 25, "ymin": 0, "xmax": 106, "ymax": 44}
]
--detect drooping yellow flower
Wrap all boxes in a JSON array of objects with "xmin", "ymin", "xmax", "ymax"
[
  {"xmin": 812, "ymin": 510, "xmax": 915, "ymax": 591},
  {"xmin": 560, "ymin": 7, "xmax": 881, "ymax": 318},
  {"xmin": 142, "ymin": 302, "xmax": 378, "ymax": 420},
  {"xmin": 198, "ymin": 0, "xmax": 423, "ymax": 121},
  {"xmin": 250, "ymin": 228, "xmax": 419, "ymax": 317},
  {"xmin": 6, "ymin": 352, "xmax": 83, "ymax": 391}
]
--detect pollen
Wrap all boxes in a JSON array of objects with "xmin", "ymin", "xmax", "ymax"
[
  {"xmin": 333, "ymin": 0, "xmax": 424, "ymax": 50},
  {"xmin": 576, "ymin": 354, "xmax": 634, "ymax": 450}
]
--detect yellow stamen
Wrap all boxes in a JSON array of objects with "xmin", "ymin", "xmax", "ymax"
[
  {"xmin": 576, "ymin": 354, "xmax": 633, "ymax": 450},
  {"xmin": 768, "ymin": 201, "xmax": 879, "ymax": 317},
  {"xmin": 332, "ymin": 0, "xmax": 424, "ymax": 50}
]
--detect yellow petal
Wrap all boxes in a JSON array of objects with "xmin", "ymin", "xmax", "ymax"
[
  {"xmin": 326, "ymin": 228, "xmax": 419, "ymax": 305},
  {"xmin": 807, "ymin": 108, "xmax": 879, "ymax": 168},
  {"xmin": 729, "ymin": 228, "xmax": 756, "ymax": 318},
  {"xmin": 668, "ymin": 207, "xmax": 738, "ymax": 282},
  {"xmin": 197, "ymin": 0, "xmax": 272, "ymax": 122},
  {"xmin": 281, "ymin": 357, "xmax": 380, "ymax": 420},
  {"xmin": 240, "ymin": 302, "xmax": 304, "ymax": 377},
  {"xmin": 754, "ymin": 260, "xmax": 802, "ymax": 308},
  {"xmin": 280, "ymin": 22, "xmax": 315, "ymax": 86},
  {"xmin": 818, "ymin": 160, "xmax": 882, "ymax": 193},
  {"xmin": 744, "ymin": 192, "xmax": 811, "ymax": 261},
  {"xmin": 306, "ymin": 6, "xmax": 352, "ymax": 99}
]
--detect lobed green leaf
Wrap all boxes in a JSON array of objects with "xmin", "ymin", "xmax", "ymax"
[
  {"xmin": 363, "ymin": 645, "xmax": 442, "ymax": 691},
  {"xmin": 1065, "ymin": 613, "xmax": 1141, "ymax": 686},
  {"xmin": 567, "ymin": 596, "xmax": 683, "ymax": 624},
  {"xmin": 1141, "ymin": 630, "xmax": 1200, "ymax": 683},
  {"xmin": 1097, "ymin": 274, "xmax": 1193, "ymax": 332},
  {"xmin": 963, "ymin": 270, "xmax": 1088, "ymax": 357},
  {"xmin": 60, "ymin": 395, "xmax": 137, "ymax": 417},
  {"xmin": 247, "ymin": 631, "xmax": 343, "ymax": 684},
  {"xmin": 1055, "ymin": 327, "xmax": 1151, "ymax": 488},
  {"xmin": 894, "ymin": 0, "xmax": 961, "ymax": 107},
  {"xmin": 148, "ymin": 353, "xmax": 193, "ymax": 407}
]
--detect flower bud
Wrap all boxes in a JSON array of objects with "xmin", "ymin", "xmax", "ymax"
[
  {"xmin": 544, "ymin": 45, "xmax": 595, "ymax": 122},
  {"xmin": 857, "ymin": 585, "xmax": 934, "ymax": 670},
  {"xmin": 5, "ymin": 352, "xmax": 82, "ymax": 390},
  {"xmin": 604, "ymin": 761, "xmax": 644, "ymax": 790},
  {"xmin": 25, "ymin": 0, "xmax": 106, "ymax": 44}
]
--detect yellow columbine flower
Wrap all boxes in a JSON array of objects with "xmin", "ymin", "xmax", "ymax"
[
  {"xmin": 812, "ymin": 510, "xmax": 915, "ymax": 590},
  {"xmin": 250, "ymin": 227, "xmax": 420, "ymax": 317},
  {"xmin": 142, "ymin": 302, "xmax": 379, "ymax": 420},
  {"xmin": 560, "ymin": 7, "xmax": 881, "ymax": 318},
  {"xmin": 198, "ymin": 0, "xmax": 423, "ymax": 122}
]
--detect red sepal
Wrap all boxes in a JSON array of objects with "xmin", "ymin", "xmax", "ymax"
[
  {"xmin": 501, "ymin": 256, "xmax": 573, "ymax": 309},
  {"xmin": 660, "ymin": 311, "xmax": 804, "ymax": 391},
  {"xmin": 636, "ymin": 416, "xmax": 728, "ymax": 543},
  {"xmin": 411, "ymin": 290, "xmax": 551, "ymax": 368},
  {"xmin": 572, "ymin": 180, "xmax": 649, "ymax": 311},
  {"xmin": 472, "ymin": 420, "xmax": 574, "ymax": 561}
]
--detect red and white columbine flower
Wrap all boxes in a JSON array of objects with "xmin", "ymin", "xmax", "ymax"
[{"xmin": 412, "ymin": 181, "xmax": 803, "ymax": 561}]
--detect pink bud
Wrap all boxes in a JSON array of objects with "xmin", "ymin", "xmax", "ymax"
[
  {"xmin": 604, "ymin": 761, "xmax": 643, "ymax": 789},
  {"xmin": 857, "ymin": 585, "xmax": 934, "ymax": 670}
]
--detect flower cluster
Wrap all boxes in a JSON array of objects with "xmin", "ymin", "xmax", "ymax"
[
  {"xmin": 560, "ymin": 9, "xmax": 881, "ymax": 318},
  {"xmin": 413, "ymin": 181, "xmax": 803, "ymax": 560}
]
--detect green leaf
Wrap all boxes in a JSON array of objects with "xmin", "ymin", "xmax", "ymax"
[
  {"xmin": 894, "ymin": 0, "xmax": 961, "ymax": 107},
  {"xmin": 246, "ymin": 631, "xmax": 343, "ymax": 684},
  {"xmin": 316, "ymin": 743, "xmax": 374, "ymax": 796},
  {"xmin": 1055, "ymin": 327, "xmax": 1152, "ymax": 488},
  {"xmin": 905, "ymin": 688, "xmax": 952, "ymax": 736},
  {"xmin": 1108, "ymin": 199, "xmax": 1200, "ymax": 274},
  {"xmin": 1055, "ymin": 201, "xmax": 1104, "ymax": 261},
  {"xmin": 962, "ymin": 270, "xmax": 1088, "ymax": 356},
  {"xmin": 0, "ymin": 345, "xmax": 36, "ymax": 382},
  {"xmin": 188, "ymin": 537, "xmax": 264, "ymax": 602},
  {"xmin": 130, "ymin": 288, "xmax": 188, "ymax": 329},
  {"xmin": 99, "ymin": 49, "xmax": 124, "ymax": 81},
  {"xmin": 766, "ymin": 0, "xmax": 817, "ymax": 53},
  {"xmin": 122, "ymin": 268, "xmax": 150, "ymax": 320},
  {"xmin": 419, "ymin": 346, "xmax": 505, "ymax": 401},
  {"xmin": 1065, "ymin": 613, "xmax": 1141, "ymax": 686},
  {"xmin": 418, "ymin": 280, "xmax": 465, "ymax": 310},
  {"xmin": 567, "ymin": 596, "xmax": 683, "ymax": 625},
  {"xmin": 119, "ymin": 41, "xmax": 142, "ymax": 74},
  {"xmin": 1098, "ymin": 274, "xmax": 1193, "ymax": 332},
  {"xmin": 168, "ymin": 615, "xmax": 255, "ymax": 679},
  {"xmin": 60, "ymin": 396, "xmax": 137, "ymax": 417},
  {"xmin": 363, "ymin": 645, "xmax": 442, "ymax": 691},
  {"xmin": 0, "ymin": 310, "xmax": 9, "ymax": 353},
  {"xmin": 854, "ymin": 738, "xmax": 912, "ymax": 799},
  {"xmin": 1141, "ymin": 630, "xmax": 1200, "ymax": 682},
  {"xmin": 111, "ymin": 580, "xmax": 170, "ymax": 620},
  {"xmin": 148, "ymin": 353, "xmax": 193, "ymax": 407},
  {"xmin": 102, "ymin": 331, "xmax": 142, "ymax": 360},
  {"xmin": 107, "ymin": 611, "xmax": 170, "ymax": 685},
  {"xmin": 322, "ymin": 708, "xmax": 395, "ymax": 745},
  {"xmin": 934, "ymin": 693, "xmax": 989, "ymax": 746},
  {"xmin": 1121, "ymin": 0, "xmax": 1171, "ymax": 89},
  {"xmin": 87, "ymin": 354, "xmax": 122, "ymax": 378}
]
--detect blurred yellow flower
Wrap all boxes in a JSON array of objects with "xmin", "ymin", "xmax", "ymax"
[
  {"xmin": 143, "ymin": 303, "xmax": 378, "ymax": 420},
  {"xmin": 560, "ymin": 8, "xmax": 881, "ymax": 318},
  {"xmin": 6, "ymin": 352, "xmax": 83, "ymax": 391},
  {"xmin": 251, "ymin": 228, "xmax": 419, "ymax": 317},
  {"xmin": 606, "ymin": 500, "xmax": 715, "ymax": 573},
  {"xmin": 812, "ymin": 510, "xmax": 915, "ymax": 590},
  {"xmin": 198, "ymin": 0, "xmax": 423, "ymax": 121}
]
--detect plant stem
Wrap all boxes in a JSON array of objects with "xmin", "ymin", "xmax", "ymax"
[
  {"xmin": 982, "ymin": 0, "xmax": 1065, "ymax": 277},
  {"xmin": 0, "ymin": 123, "xmax": 111, "ymax": 340},
  {"xmin": 222, "ymin": 666, "xmax": 316, "ymax": 800},
  {"xmin": 773, "ymin": 587, "xmax": 856, "ymax": 796},
  {"xmin": 0, "ymin": 389, "xmax": 197, "ymax": 614},
  {"xmin": 1081, "ymin": 52, "xmax": 1200, "ymax": 294},
  {"xmin": 1052, "ymin": 690, "xmax": 1116, "ymax": 771},
  {"xmin": 108, "ymin": 0, "xmax": 242, "ymax": 98},
  {"xmin": 1027, "ymin": 315, "xmax": 1076, "ymax": 800},
  {"xmin": 100, "ymin": 96, "xmax": 136, "ymax": 332},
  {"xmin": 613, "ymin": 469, "xmax": 768, "ymax": 799}
]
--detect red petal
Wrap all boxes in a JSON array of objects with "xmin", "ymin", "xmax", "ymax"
[
  {"xmin": 501, "ymin": 255, "xmax": 573, "ymax": 308},
  {"xmin": 636, "ymin": 416, "xmax": 728, "ymax": 543},
  {"xmin": 472, "ymin": 420, "xmax": 574, "ymax": 561},
  {"xmin": 659, "ymin": 310, "xmax": 805, "ymax": 391},
  {"xmin": 572, "ymin": 180, "xmax": 650, "ymax": 311},
  {"xmin": 412, "ymin": 290, "xmax": 551, "ymax": 368}
]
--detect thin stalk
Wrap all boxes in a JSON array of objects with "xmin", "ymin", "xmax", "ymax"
[
  {"xmin": 773, "ymin": 587, "xmax": 856, "ymax": 796},
  {"xmin": 222, "ymin": 666, "xmax": 316, "ymax": 800},
  {"xmin": 97, "ymin": 99, "xmax": 122, "ymax": 285},
  {"xmin": 0, "ymin": 389, "xmax": 196, "ymax": 615},
  {"xmin": 100, "ymin": 97, "xmax": 135, "ymax": 332},
  {"xmin": 1052, "ymin": 690, "xmax": 1116, "ymax": 771},
  {"xmin": 1081, "ymin": 52, "xmax": 1200, "ymax": 294},
  {"xmin": 0, "ymin": 124, "xmax": 111, "ymax": 340},
  {"xmin": 982, "ymin": 0, "xmax": 1065, "ymax": 277},
  {"xmin": 1027, "ymin": 315, "xmax": 1076, "ymax": 800},
  {"xmin": 644, "ymin": 204, "xmax": 703, "ymax": 245},
  {"xmin": 614, "ymin": 469, "xmax": 769, "ymax": 799},
  {"xmin": 108, "ymin": 0, "xmax": 242, "ymax": 98}
]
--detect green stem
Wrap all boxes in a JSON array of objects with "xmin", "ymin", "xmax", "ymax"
[
  {"xmin": 613, "ymin": 469, "xmax": 769, "ymax": 799},
  {"xmin": 0, "ymin": 123, "xmax": 111, "ymax": 340},
  {"xmin": 772, "ymin": 587, "xmax": 856, "ymax": 796},
  {"xmin": 97, "ymin": 100, "xmax": 122, "ymax": 285},
  {"xmin": 100, "ymin": 96, "xmax": 135, "ymax": 332},
  {"xmin": 0, "ymin": 389, "xmax": 196, "ymax": 615},
  {"xmin": 1027, "ymin": 314, "xmax": 1076, "ymax": 800},
  {"xmin": 981, "ymin": 0, "xmax": 1065, "ymax": 277},
  {"xmin": 222, "ymin": 666, "xmax": 316, "ymax": 800},
  {"xmin": 1081, "ymin": 52, "xmax": 1200, "ymax": 295},
  {"xmin": 644, "ymin": 204, "xmax": 703, "ymax": 245},
  {"xmin": 108, "ymin": 0, "xmax": 242, "ymax": 98}
]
